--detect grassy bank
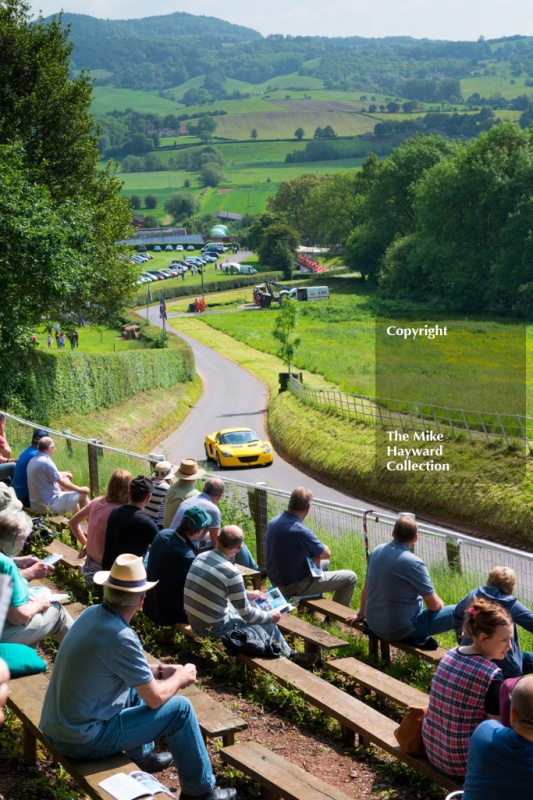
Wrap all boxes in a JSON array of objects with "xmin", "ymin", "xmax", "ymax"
[{"xmin": 269, "ymin": 390, "xmax": 533, "ymax": 544}]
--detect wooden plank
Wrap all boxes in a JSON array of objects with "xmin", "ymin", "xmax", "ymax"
[
  {"xmin": 44, "ymin": 539, "xmax": 85, "ymax": 570},
  {"xmin": 301, "ymin": 598, "xmax": 446, "ymax": 665},
  {"xmin": 178, "ymin": 684, "xmax": 247, "ymax": 739},
  {"xmin": 277, "ymin": 614, "xmax": 348, "ymax": 651},
  {"xmin": 221, "ymin": 741, "xmax": 353, "ymax": 800},
  {"xmin": 236, "ymin": 563, "xmax": 262, "ymax": 591},
  {"xmin": 328, "ymin": 657, "xmax": 429, "ymax": 708},
  {"xmin": 237, "ymin": 654, "xmax": 461, "ymax": 792}
]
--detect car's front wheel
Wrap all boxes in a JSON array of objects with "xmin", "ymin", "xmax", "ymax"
[
  {"xmin": 216, "ymin": 453, "xmax": 222, "ymax": 469},
  {"xmin": 205, "ymin": 444, "xmax": 212, "ymax": 462}
]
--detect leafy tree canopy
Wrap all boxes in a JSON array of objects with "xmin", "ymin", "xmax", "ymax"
[{"xmin": 164, "ymin": 192, "xmax": 201, "ymax": 220}]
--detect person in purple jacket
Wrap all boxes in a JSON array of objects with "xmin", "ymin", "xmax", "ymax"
[{"xmin": 454, "ymin": 566, "xmax": 533, "ymax": 678}]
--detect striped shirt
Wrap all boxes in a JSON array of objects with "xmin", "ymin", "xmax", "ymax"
[
  {"xmin": 184, "ymin": 549, "xmax": 272, "ymax": 630},
  {"xmin": 145, "ymin": 480, "xmax": 169, "ymax": 523}
]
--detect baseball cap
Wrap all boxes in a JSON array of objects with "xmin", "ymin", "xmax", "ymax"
[
  {"xmin": 32, "ymin": 428, "xmax": 48, "ymax": 443},
  {"xmin": 130, "ymin": 475, "xmax": 153, "ymax": 495},
  {"xmin": 182, "ymin": 506, "xmax": 212, "ymax": 530}
]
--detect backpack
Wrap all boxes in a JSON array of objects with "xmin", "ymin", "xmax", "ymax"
[{"xmin": 220, "ymin": 625, "xmax": 282, "ymax": 659}]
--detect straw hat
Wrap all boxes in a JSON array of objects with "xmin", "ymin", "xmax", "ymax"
[
  {"xmin": 175, "ymin": 458, "xmax": 205, "ymax": 481},
  {"xmin": 152, "ymin": 460, "xmax": 178, "ymax": 480},
  {"xmin": 93, "ymin": 554, "xmax": 158, "ymax": 593}
]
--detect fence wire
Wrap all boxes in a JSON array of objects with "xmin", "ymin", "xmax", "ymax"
[
  {"xmin": 3, "ymin": 410, "xmax": 533, "ymax": 608},
  {"xmin": 288, "ymin": 375, "xmax": 532, "ymax": 452}
]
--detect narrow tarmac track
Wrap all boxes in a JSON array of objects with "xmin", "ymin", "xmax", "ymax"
[{"xmin": 149, "ymin": 307, "xmax": 376, "ymax": 507}]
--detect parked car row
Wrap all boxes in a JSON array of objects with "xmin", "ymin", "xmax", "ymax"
[{"xmin": 153, "ymin": 244, "xmax": 194, "ymax": 252}]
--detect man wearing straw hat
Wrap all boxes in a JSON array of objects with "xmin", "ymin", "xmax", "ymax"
[
  {"xmin": 162, "ymin": 458, "xmax": 203, "ymax": 529},
  {"xmin": 40, "ymin": 554, "xmax": 236, "ymax": 800}
]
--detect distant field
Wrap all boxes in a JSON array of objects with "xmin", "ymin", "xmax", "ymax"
[
  {"xmin": 460, "ymin": 75, "xmax": 533, "ymax": 100},
  {"xmin": 120, "ymin": 155, "xmax": 365, "ymax": 215},
  {"xmin": 215, "ymin": 110, "xmax": 376, "ymax": 139},
  {"xmin": 156, "ymin": 141, "xmax": 308, "ymax": 164},
  {"xmin": 92, "ymin": 86, "xmax": 183, "ymax": 114},
  {"xmin": 172, "ymin": 98, "xmax": 288, "ymax": 117}
]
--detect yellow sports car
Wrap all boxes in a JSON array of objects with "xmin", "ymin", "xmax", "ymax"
[{"xmin": 204, "ymin": 427, "xmax": 274, "ymax": 468}]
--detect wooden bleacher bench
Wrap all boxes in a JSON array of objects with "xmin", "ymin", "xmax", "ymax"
[
  {"xmin": 235, "ymin": 563, "xmax": 262, "ymax": 591},
  {"xmin": 221, "ymin": 741, "xmax": 355, "ymax": 800},
  {"xmin": 238, "ymin": 653, "xmax": 461, "ymax": 792},
  {"xmin": 276, "ymin": 613, "xmax": 349, "ymax": 656},
  {"xmin": 301, "ymin": 597, "xmax": 446, "ymax": 665},
  {"xmin": 44, "ymin": 539, "xmax": 84, "ymax": 570},
  {"xmin": 328, "ymin": 657, "xmax": 429, "ymax": 708}
]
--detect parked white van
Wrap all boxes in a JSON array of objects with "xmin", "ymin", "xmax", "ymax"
[{"xmin": 288, "ymin": 286, "xmax": 329, "ymax": 301}]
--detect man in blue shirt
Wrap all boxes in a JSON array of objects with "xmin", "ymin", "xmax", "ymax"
[
  {"xmin": 348, "ymin": 516, "xmax": 455, "ymax": 648},
  {"xmin": 12, "ymin": 428, "xmax": 48, "ymax": 506},
  {"xmin": 463, "ymin": 676, "xmax": 533, "ymax": 799},
  {"xmin": 40, "ymin": 553, "xmax": 236, "ymax": 800},
  {"xmin": 265, "ymin": 487, "xmax": 357, "ymax": 607}
]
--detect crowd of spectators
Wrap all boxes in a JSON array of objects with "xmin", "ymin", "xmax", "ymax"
[{"xmin": 0, "ymin": 415, "xmax": 531, "ymax": 798}]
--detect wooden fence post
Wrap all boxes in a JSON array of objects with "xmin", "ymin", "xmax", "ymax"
[
  {"xmin": 247, "ymin": 482, "xmax": 269, "ymax": 567},
  {"xmin": 87, "ymin": 442, "xmax": 99, "ymax": 499},
  {"xmin": 445, "ymin": 537, "xmax": 462, "ymax": 574}
]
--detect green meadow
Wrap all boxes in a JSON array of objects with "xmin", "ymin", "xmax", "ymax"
[
  {"xmin": 460, "ymin": 72, "xmax": 533, "ymax": 100},
  {"xmin": 198, "ymin": 286, "xmax": 533, "ymax": 414},
  {"xmin": 119, "ymin": 155, "xmax": 366, "ymax": 217}
]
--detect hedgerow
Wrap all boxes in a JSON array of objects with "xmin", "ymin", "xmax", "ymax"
[{"xmin": 2, "ymin": 346, "xmax": 194, "ymax": 423}]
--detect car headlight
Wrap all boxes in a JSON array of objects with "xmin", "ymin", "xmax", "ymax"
[
  {"xmin": 263, "ymin": 446, "xmax": 271, "ymax": 454},
  {"xmin": 221, "ymin": 451, "xmax": 232, "ymax": 458}
]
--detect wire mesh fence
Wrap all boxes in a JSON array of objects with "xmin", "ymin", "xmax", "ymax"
[
  {"xmin": 3, "ymin": 409, "xmax": 533, "ymax": 610},
  {"xmin": 288, "ymin": 374, "xmax": 533, "ymax": 452}
]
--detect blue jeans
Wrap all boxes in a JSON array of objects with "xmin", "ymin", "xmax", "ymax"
[
  {"xmin": 0, "ymin": 462, "xmax": 15, "ymax": 482},
  {"xmin": 235, "ymin": 543, "xmax": 259, "ymax": 570},
  {"xmin": 402, "ymin": 604, "xmax": 456, "ymax": 643},
  {"xmin": 192, "ymin": 603, "xmax": 292, "ymax": 657},
  {"xmin": 45, "ymin": 690, "xmax": 215, "ymax": 796}
]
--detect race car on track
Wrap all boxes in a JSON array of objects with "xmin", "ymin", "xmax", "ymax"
[{"xmin": 204, "ymin": 427, "xmax": 273, "ymax": 468}]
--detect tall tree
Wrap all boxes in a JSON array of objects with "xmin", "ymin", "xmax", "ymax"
[
  {"xmin": 267, "ymin": 173, "xmax": 324, "ymax": 243},
  {"xmin": 258, "ymin": 223, "xmax": 299, "ymax": 266},
  {"xmin": 0, "ymin": 1, "xmax": 135, "ymax": 405}
]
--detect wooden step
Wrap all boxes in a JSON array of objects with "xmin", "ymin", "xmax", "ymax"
[
  {"xmin": 328, "ymin": 657, "xmax": 429, "ymax": 708},
  {"xmin": 277, "ymin": 613, "xmax": 349, "ymax": 655},
  {"xmin": 301, "ymin": 598, "xmax": 446, "ymax": 665},
  {"xmin": 238, "ymin": 654, "xmax": 460, "ymax": 792},
  {"xmin": 44, "ymin": 539, "xmax": 84, "ymax": 570},
  {"xmin": 221, "ymin": 741, "xmax": 353, "ymax": 800},
  {"xmin": 235, "ymin": 563, "xmax": 262, "ymax": 591}
]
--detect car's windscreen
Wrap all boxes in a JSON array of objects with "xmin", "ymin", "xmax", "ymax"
[{"xmin": 220, "ymin": 431, "xmax": 259, "ymax": 445}]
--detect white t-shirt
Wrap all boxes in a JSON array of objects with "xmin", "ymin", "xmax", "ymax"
[{"xmin": 27, "ymin": 452, "xmax": 61, "ymax": 507}]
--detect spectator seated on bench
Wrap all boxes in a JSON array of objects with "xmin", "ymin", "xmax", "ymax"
[
  {"xmin": 144, "ymin": 506, "xmax": 211, "ymax": 626},
  {"xmin": 0, "ymin": 498, "xmax": 72, "ymax": 648},
  {"xmin": 39, "ymin": 554, "xmax": 237, "ymax": 800},
  {"xmin": 171, "ymin": 478, "xmax": 262, "ymax": 574},
  {"xmin": 266, "ymin": 487, "xmax": 356, "ymax": 607},
  {"xmin": 12, "ymin": 428, "xmax": 48, "ymax": 507},
  {"xmin": 145, "ymin": 461, "xmax": 178, "ymax": 529},
  {"xmin": 184, "ymin": 526, "xmax": 317, "ymax": 668},
  {"xmin": 422, "ymin": 599, "xmax": 512, "ymax": 781},
  {"xmin": 161, "ymin": 458, "xmax": 202, "ymax": 529},
  {"xmin": 68, "ymin": 469, "xmax": 132, "ymax": 585},
  {"xmin": 347, "ymin": 515, "xmax": 455, "ymax": 650},
  {"xmin": 102, "ymin": 476, "xmax": 158, "ymax": 571},
  {"xmin": 27, "ymin": 437, "xmax": 89, "ymax": 516},
  {"xmin": 462, "ymin": 675, "xmax": 533, "ymax": 800},
  {"xmin": 454, "ymin": 566, "xmax": 533, "ymax": 679}
]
